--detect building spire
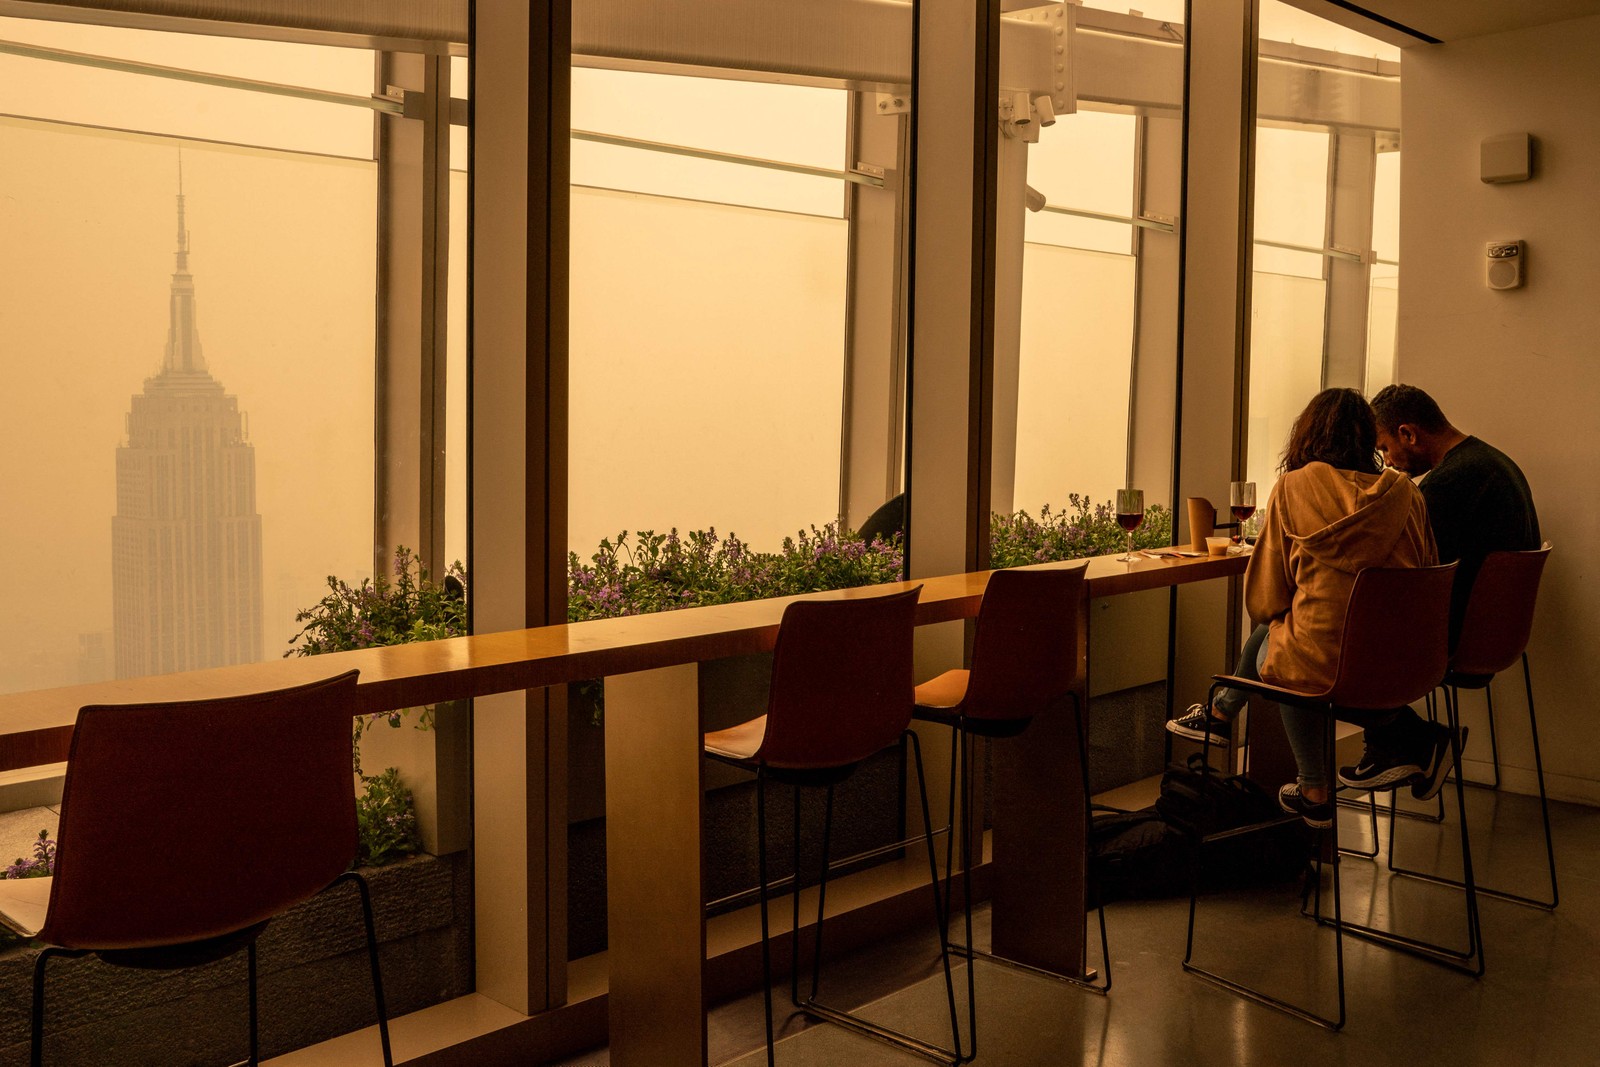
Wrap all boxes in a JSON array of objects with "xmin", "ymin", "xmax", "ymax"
[
  {"xmin": 163, "ymin": 153, "xmax": 206, "ymax": 374},
  {"xmin": 175, "ymin": 151, "xmax": 189, "ymax": 273}
]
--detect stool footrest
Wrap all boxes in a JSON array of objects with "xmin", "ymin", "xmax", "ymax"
[
  {"xmin": 1182, "ymin": 960, "xmax": 1344, "ymax": 1030},
  {"xmin": 796, "ymin": 997, "xmax": 961, "ymax": 1066},
  {"xmin": 950, "ymin": 942, "xmax": 1106, "ymax": 995}
]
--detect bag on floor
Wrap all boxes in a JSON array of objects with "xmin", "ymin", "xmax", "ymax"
[
  {"xmin": 1155, "ymin": 753, "xmax": 1313, "ymax": 888},
  {"xmin": 1086, "ymin": 807, "xmax": 1191, "ymax": 907}
]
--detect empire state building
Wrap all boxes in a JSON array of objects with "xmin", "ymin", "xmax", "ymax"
[{"xmin": 112, "ymin": 182, "xmax": 264, "ymax": 678}]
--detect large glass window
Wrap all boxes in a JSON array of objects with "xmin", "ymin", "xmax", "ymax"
[
  {"xmin": 1005, "ymin": 5, "xmax": 1186, "ymax": 521},
  {"xmin": 1248, "ymin": 1, "xmax": 1400, "ymax": 498},
  {"xmin": 1248, "ymin": 124, "xmax": 1330, "ymax": 492},
  {"xmin": 1013, "ymin": 110, "xmax": 1140, "ymax": 512},
  {"xmin": 0, "ymin": 22, "xmax": 378, "ymax": 692},
  {"xmin": 567, "ymin": 70, "xmax": 852, "ymax": 557},
  {"xmin": 1366, "ymin": 143, "xmax": 1401, "ymax": 394}
]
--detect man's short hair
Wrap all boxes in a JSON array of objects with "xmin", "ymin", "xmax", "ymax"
[{"xmin": 1370, "ymin": 383, "xmax": 1450, "ymax": 434}]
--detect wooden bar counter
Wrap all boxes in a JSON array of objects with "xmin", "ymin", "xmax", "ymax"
[{"xmin": 0, "ymin": 549, "xmax": 1245, "ymax": 1066}]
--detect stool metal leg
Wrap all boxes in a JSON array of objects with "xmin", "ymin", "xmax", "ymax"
[
  {"xmin": 1183, "ymin": 711, "xmax": 1345, "ymax": 1030},
  {"xmin": 756, "ymin": 771, "xmax": 776, "ymax": 1067},
  {"xmin": 789, "ymin": 734, "xmax": 963, "ymax": 1065},
  {"xmin": 248, "ymin": 940, "xmax": 259, "ymax": 1066},
  {"xmin": 1324, "ymin": 689, "xmax": 1484, "ymax": 975},
  {"xmin": 1389, "ymin": 656, "xmax": 1556, "ymax": 910},
  {"xmin": 947, "ymin": 695, "xmax": 1109, "ymax": 998}
]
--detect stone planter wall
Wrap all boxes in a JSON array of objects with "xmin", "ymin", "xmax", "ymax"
[{"xmin": 0, "ymin": 853, "xmax": 471, "ymax": 1066}]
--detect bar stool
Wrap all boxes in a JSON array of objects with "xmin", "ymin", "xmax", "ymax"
[
  {"xmin": 1388, "ymin": 543, "xmax": 1555, "ymax": 908},
  {"xmin": 703, "ymin": 586, "xmax": 962, "ymax": 1066},
  {"xmin": 0, "ymin": 671, "xmax": 392, "ymax": 1067},
  {"xmin": 1184, "ymin": 563, "xmax": 1474, "ymax": 1031},
  {"xmin": 911, "ymin": 563, "xmax": 1099, "ymax": 1063}
]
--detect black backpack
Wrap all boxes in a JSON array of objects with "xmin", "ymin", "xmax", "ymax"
[
  {"xmin": 1157, "ymin": 753, "xmax": 1315, "ymax": 889},
  {"xmin": 1086, "ymin": 807, "xmax": 1190, "ymax": 908},
  {"xmin": 1086, "ymin": 755, "xmax": 1313, "ymax": 907}
]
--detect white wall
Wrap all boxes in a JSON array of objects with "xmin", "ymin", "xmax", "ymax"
[{"xmin": 1400, "ymin": 14, "xmax": 1600, "ymax": 802}]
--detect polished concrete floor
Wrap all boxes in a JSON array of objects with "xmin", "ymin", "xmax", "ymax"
[{"xmin": 556, "ymin": 783, "xmax": 1600, "ymax": 1066}]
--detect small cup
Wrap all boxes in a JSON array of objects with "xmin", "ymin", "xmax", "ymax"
[{"xmin": 1205, "ymin": 536, "xmax": 1231, "ymax": 557}]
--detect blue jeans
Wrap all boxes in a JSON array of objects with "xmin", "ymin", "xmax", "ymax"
[
  {"xmin": 1217, "ymin": 623, "xmax": 1329, "ymax": 792},
  {"xmin": 1213, "ymin": 623, "xmax": 1269, "ymax": 718},
  {"xmin": 1225, "ymin": 623, "xmax": 1431, "ymax": 792}
]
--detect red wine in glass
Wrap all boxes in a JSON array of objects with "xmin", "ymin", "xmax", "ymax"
[
  {"xmin": 1115, "ymin": 489, "xmax": 1144, "ymax": 560},
  {"xmin": 1228, "ymin": 482, "xmax": 1257, "ymax": 543}
]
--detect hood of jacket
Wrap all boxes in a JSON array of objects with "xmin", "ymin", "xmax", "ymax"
[{"xmin": 1277, "ymin": 463, "xmax": 1419, "ymax": 575}]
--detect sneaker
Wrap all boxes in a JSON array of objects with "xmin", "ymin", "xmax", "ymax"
[
  {"xmin": 1166, "ymin": 703, "xmax": 1232, "ymax": 743},
  {"xmin": 1410, "ymin": 724, "xmax": 1468, "ymax": 801},
  {"xmin": 1337, "ymin": 742, "xmax": 1424, "ymax": 792},
  {"xmin": 1278, "ymin": 782, "xmax": 1333, "ymax": 829}
]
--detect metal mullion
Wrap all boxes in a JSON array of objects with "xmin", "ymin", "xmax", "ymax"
[
  {"xmin": 572, "ymin": 127, "xmax": 883, "ymax": 187},
  {"xmin": 0, "ymin": 38, "xmax": 402, "ymax": 113}
]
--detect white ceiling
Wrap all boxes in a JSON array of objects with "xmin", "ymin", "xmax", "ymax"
[{"xmin": 1289, "ymin": 0, "xmax": 1600, "ymax": 45}]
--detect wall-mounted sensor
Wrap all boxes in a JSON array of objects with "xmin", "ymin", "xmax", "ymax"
[
  {"xmin": 1486, "ymin": 240, "xmax": 1524, "ymax": 290},
  {"xmin": 1481, "ymin": 133, "xmax": 1532, "ymax": 183}
]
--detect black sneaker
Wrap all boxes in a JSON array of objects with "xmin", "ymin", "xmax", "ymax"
[
  {"xmin": 1410, "ymin": 724, "xmax": 1468, "ymax": 801},
  {"xmin": 1278, "ymin": 782, "xmax": 1333, "ymax": 829},
  {"xmin": 1166, "ymin": 703, "xmax": 1232, "ymax": 743},
  {"xmin": 1337, "ymin": 742, "xmax": 1424, "ymax": 791}
]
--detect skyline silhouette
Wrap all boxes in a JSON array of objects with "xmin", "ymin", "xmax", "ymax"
[{"xmin": 112, "ymin": 170, "xmax": 263, "ymax": 678}]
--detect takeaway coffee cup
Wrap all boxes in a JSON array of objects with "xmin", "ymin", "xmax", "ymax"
[{"xmin": 1187, "ymin": 497, "xmax": 1215, "ymax": 553}]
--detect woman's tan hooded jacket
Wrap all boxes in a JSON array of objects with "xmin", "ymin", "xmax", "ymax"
[{"xmin": 1245, "ymin": 462, "xmax": 1437, "ymax": 693}]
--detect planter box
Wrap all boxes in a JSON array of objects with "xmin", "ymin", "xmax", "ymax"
[{"xmin": 0, "ymin": 852, "xmax": 471, "ymax": 1066}]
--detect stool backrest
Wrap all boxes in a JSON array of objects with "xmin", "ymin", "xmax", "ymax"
[
  {"xmin": 758, "ymin": 586, "xmax": 922, "ymax": 771},
  {"xmin": 41, "ymin": 670, "xmax": 361, "ymax": 951},
  {"xmin": 963, "ymin": 565, "xmax": 1086, "ymax": 723},
  {"xmin": 1327, "ymin": 564, "xmax": 1456, "ymax": 709},
  {"xmin": 1451, "ymin": 543, "xmax": 1551, "ymax": 677}
]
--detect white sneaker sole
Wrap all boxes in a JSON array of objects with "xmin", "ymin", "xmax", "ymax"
[{"xmin": 1336, "ymin": 762, "xmax": 1422, "ymax": 791}]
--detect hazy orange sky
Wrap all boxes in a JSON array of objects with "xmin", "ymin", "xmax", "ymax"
[{"xmin": 1, "ymin": 118, "xmax": 377, "ymax": 693}]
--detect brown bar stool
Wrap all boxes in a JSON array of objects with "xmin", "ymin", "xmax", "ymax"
[
  {"xmin": 703, "ymin": 586, "xmax": 962, "ymax": 1066},
  {"xmin": 0, "ymin": 671, "xmax": 392, "ymax": 1067},
  {"xmin": 1388, "ymin": 543, "xmax": 1555, "ymax": 908},
  {"xmin": 1183, "ymin": 563, "xmax": 1474, "ymax": 1031},
  {"xmin": 911, "ymin": 563, "xmax": 1099, "ymax": 1063}
]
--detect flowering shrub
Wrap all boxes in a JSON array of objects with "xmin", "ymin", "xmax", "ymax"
[
  {"xmin": 4, "ymin": 830, "xmax": 55, "ymax": 880},
  {"xmin": 355, "ymin": 768, "xmax": 422, "ymax": 868},
  {"xmin": 290, "ymin": 547, "xmax": 466, "ymax": 862},
  {"xmin": 289, "ymin": 546, "xmax": 466, "ymax": 657},
  {"xmin": 289, "ymin": 546, "xmax": 467, "ymax": 753},
  {"xmin": 990, "ymin": 496, "xmax": 1173, "ymax": 569},
  {"xmin": 568, "ymin": 522, "xmax": 903, "ymax": 622}
]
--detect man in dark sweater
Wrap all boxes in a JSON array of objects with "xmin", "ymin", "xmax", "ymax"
[
  {"xmin": 1369, "ymin": 383, "xmax": 1541, "ymax": 643},
  {"xmin": 1330, "ymin": 385, "xmax": 1543, "ymax": 794}
]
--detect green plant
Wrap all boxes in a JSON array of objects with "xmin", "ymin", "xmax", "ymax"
[
  {"xmin": 567, "ymin": 522, "xmax": 903, "ymax": 622},
  {"xmin": 355, "ymin": 768, "xmax": 422, "ymax": 868},
  {"xmin": 989, "ymin": 496, "xmax": 1173, "ymax": 569},
  {"xmin": 288, "ymin": 546, "xmax": 467, "ymax": 753},
  {"xmin": 567, "ymin": 523, "xmax": 904, "ymax": 722},
  {"xmin": 289, "ymin": 547, "xmax": 466, "ymax": 859}
]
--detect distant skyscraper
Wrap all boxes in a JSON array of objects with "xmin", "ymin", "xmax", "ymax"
[{"xmin": 112, "ymin": 176, "xmax": 264, "ymax": 678}]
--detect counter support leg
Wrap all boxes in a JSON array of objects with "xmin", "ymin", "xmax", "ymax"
[{"xmin": 605, "ymin": 665, "xmax": 707, "ymax": 1067}]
